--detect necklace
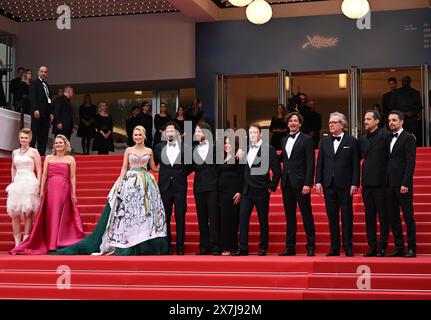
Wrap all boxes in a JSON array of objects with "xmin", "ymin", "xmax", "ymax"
[{"xmin": 19, "ymin": 147, "xmax": 29, "ymax": 155}]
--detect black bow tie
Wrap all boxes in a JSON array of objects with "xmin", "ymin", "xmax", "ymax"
[
  {"xmin": 288, "ymin": 132, "xmax": 299, "ymax": 139},
  {"xmin": 331, "ymin": 136, "xmax": 341, "ymax": 142},
  {"xmin": 392, "ymin": 133, "xmax": 399, "ymax": 139},
  {"xmin": 168, "ymin": 142, "xmax": 176, "ymax": 147},
  {"xmin": 250, "ymin": 144, "xmax": 259, "ymax": 149}
]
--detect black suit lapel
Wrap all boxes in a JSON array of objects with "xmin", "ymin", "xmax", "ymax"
[
  {"xmin": 391, "ymin": 131, "xmax": 406, "ymax": 156},
  {"xmin": 289, "ymin": 133, "xmax": 303, "ymax": 159},
  {"xmin": 335, "ymin": 135, "xmax": 347, "ymax": 157}
]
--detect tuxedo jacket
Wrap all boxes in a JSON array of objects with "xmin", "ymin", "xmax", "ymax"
[
  {"xmin": 53, "ymin": 95, "xmax": 74, "ymax": 131},
  {"xmin": 191, "ymin": 144, "xmax": 219, "ymax": 193},
  {"xmin": 280, "ymin": 132, "xmax": 315, "ymax": 189},
  {"xmin": 242, "ymin": 142, "xmax": 281, "ymax": 194},
  {"xmin": 359, "ymin": 129, "xmax": 391, "ymax": 187},
  {"xmin": 386, "ymin": 130, "xmax": 416, "ymax": 188},
  {"xmin": 154, "ymin": 141, "xmax": 192, "ymax": 193},
  {"xmin": 315, "ymin": 134, "xmax": 360, "ymax": 188},
  {"xmin": 29, "ymin": 78, "xmax": 52, "ymax": 118}
]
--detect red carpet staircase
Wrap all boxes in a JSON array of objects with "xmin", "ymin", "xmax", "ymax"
[{"xmin": 0, "ymin": 148, "xmax": 430, "ymax": 299}]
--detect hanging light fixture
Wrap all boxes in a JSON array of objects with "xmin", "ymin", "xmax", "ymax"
[
  {"xmin": 341, "ymin": 0, "xmax": 370, "ymax": 19},
  {"xmin": 229, "ymin": 0, "xmax": 253, "ymax": 7},
  {"xmin": 246, "ymin": 0, "xmax": 272, "ymax": 25},
  {"xmin": 339, "ymin": 74, "xmax": 347, "ymax": 89}
]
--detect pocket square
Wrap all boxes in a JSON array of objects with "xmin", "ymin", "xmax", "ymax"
[{"xmin": 343, "ymin": 146, "xmax": 350, "ymax": 149}]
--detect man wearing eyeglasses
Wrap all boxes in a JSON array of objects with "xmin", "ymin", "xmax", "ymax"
[{"xmin": 315, "ymin": 112, "xmax": 360, "ymax": 257}]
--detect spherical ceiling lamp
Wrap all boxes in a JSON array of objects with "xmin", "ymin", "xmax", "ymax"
[
  {"xmin": 341, "ymin": 0, "xmax": 370, "ymax": 19},
  {"xmin": 246, "ymin": 0, "xmax": 272, "ymax": 25},
  {"xmin": 228, "ymin": 0, "xmax": 253, "ymax": 7}
]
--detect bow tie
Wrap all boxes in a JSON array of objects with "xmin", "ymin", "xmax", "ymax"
[
  {"xmin": 392, "ymin": 133, "xmax": 399, "ymax": 139},
  {"xmin": 288, "ymin": 132, "xmax": 299, "ymax": 139},
  {"xmin": 331, "ymin": 136, "xmax": 341, "ymax": 142},
  {"xmin": 250, "ymin": 144, "xmax": 259, "ymax": 149},
  {"xmin": 168, "ymin": 142, "xmax": 176, "ymax": 147}
]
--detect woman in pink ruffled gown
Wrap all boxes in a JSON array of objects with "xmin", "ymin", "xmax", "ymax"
[{"xmin": 11, "ymin": 135, "xmax": 84, "ymax": 255}]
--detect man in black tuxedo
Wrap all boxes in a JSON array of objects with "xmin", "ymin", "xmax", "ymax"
[
  {"xmin": 126, "ymin": 106, "xmax": 143, "ymax": 147},
  {"xmin": 386, "ymin": 111, "xmax": 417, "ymax": 258},
  {"xmin": 315, "ymin": 112, "xmax": 360, "ymax": 257},
  {"xmin": 233, "ymin": 124, "xmax": 281, "ymax": 256},
  {"xmin": 192, "ymin": 122, "xmax": 221, "ymax": 255},
  {"xmin": 359, "ymin": 110, "xmax": 392, "ymax": 257},
  {"xmin": 53, "ymin": 86, "xmax": 74, "ymax": 141},
  {"xmin": 30, "ymin": 66, "xmax": 53, "ymax": 156},
  {"xmin": 155, "ymin": 122, "xmax": 192, "ymax": 255},
  {"xmin": 279, "ymin": 112, "xmax": 316, "ymax": 256}
]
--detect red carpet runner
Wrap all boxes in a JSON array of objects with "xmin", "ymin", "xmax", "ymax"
[{"xmin": 0, "ymin": 148, "xmax": 430, "ymax": 299}]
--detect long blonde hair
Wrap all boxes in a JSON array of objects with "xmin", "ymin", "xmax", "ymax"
[{"xmin": 52, "ymin": 134, "xmax": 72, "ymax": 155}]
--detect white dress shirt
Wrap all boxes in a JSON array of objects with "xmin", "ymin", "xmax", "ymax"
[
  {"xmin": 285, "ymin": 131, "xmax": 300, "ymax": 159},
  {"xmin": 333, "ymin": 132, "xmax": 344, "ymax": 153},
  {"xmin": 247, "ymin": 139, "xmax": 263, "ymax": 168},
  {"xmin": 39, "ymin": 76, "xmax": 51, "ymax": 104},
  {"xmin": 166, "ymin": 141, "xmax": 180, "ymax": 166},
  {"xmin": 197, "ymin": 140, "xmax": 209, "ymax": 161},
  {"xmin": 390, "ymin": 128, "xmax": 403, "ymax": 153}
]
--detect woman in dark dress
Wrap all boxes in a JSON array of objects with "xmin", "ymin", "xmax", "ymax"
[
  {"xmin": 219, "ymin": 136, "xmax": 244, "ymax": 256},
  {"xmin": 77, "ymin": 94, "xmax": 97, "ymax": 155},
  {"xmin": 269, "ymin": 104, "xmax": 288, "ymax": 151},
  {"xmin": 92, "ymin": 102, "xmax": 115, "ymax": 155},
  {"xmin": 153, "ymin": 102, "xmax": 171, "ymax": 148},
  {"xmin": 173, "ymin": 106, "xmax": 186, "ymax": 139}
]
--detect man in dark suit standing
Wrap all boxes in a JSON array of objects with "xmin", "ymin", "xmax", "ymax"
[
  {"xmin": 53, "ymin": 86, "xmax": 74, "ymax": 141},
  {"xmin": 386, "ymin": 111, "xmax": 417, "ymax": 258},
  {"xmin": 30, "ymin": 66, "xmax": 53, "ymax": 155},
  {"xmin": 359, "ymin": 110, "xmax": 392, "ymax": 257},
  {"xmin": 233, "ymin": 124, "xmax": 281, "ymax": 256},
  {"xmin": 126, "ymin": 106, "xmax": 143, "ymax": 147},
  {"xmin": 155, "ymin": 122, "xmax": 191, "ymax": 255},
  {"xmin": 279, "ymin": 112, "xmax": 316, "ymax": 256},
  {"xmin": 192, "ymin": 122, "xmax": 220, "ymax": 255},
  {"xmin": 382, "ymin": 77, "xmax": 397, "ymax": 121},
  {"xmin": 315, "ymin": 112, "xmax": 360, "ymax": 257},
  {"xmin": 10, "ymin": 67, "xmax": 25, "ymax": 111},
  {"xmin": 141, "ymin": 101, "xmax": 153, "ymax": 148}
]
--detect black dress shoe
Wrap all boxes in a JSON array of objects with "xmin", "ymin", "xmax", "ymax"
[
  {"xmin": 363, "ymin": 248, "xmax": 377, "ymax": 257},
  {"xmin": 176, "ymin": 250, "xmax": 184, "ymax": 255},
  {"xmin": 387, "ymin": 249, "xmax": 405, "ymax": 257},
  {"xmin": 231, "ymin": 250, "xmax": 248, "ymax": 256},
  {"xmin": 278, "ymin": 249, "xmax": 296, "ymax": 256},
  {"xmin": 405, "ymin": 248, "xmax": 416, "ymax": 258},
  {"xmin": 377, "ymin": 249, "xmax": 386, "ymax": 257},
  {"xmin": 195, "ymin": 249, "xmax": 211, "ymax": 255},
  {"xmin": 326, "ymin": 250, "xmax": 340, "ymax": 256},
  {"xmin": 212, "ymin": 250, "xmax": 221, "ymax": 256},
  {"xmin": 306, "ymin": 248, "xmax": 315, "ymax": 256},
  {"xmin": 258, "ymin": 249, "xmax": 267, "ymax": 256},
  {"xmin": 345, "ymin": 249, "xmax": 354, "ymax": 257}
]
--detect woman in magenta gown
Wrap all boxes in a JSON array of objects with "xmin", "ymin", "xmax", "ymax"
[{"xmin": 11, "ymin": 135, "xmax": 84, "ymax": 255}]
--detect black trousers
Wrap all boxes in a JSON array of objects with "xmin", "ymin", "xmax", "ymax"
[
  {"xmin": 161, "ymin": 185, "xmax": 187, "ymax": 251},
  {"xmin": 362, "ymin": 186, "xmax": 389, "ymax": 250},
  {"xmin": 219, "ymin": 190, "xmax": 240, "ymax": 251},
  {"xmin": 386, "ymin": 186, "xmax": 416, "ymax": 251},
  {"xmin": 281, "ymin": 183, "xmax": 315, "ymax": 250},
  {"xmin": 30, "ymin": 116, "xmax": 50, "ymax": 156},
  {"xmin": 323, "ymin": 180, "xmax": 353, "ymax": 251},
  {"xmin": 239, "ymin": 187, "xmax": 270, "ymax": 252},
  {"xmin": 194, "ymin": 191, "xmax": 220, "ymax": 251}
]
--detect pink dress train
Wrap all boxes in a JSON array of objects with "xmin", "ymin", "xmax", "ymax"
[{"xmin": 10, "ymin": 163, "xmax": 84, "ymax": 255}]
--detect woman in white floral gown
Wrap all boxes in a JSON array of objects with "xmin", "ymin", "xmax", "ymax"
[{"xmin": 52, "ymin": 125, "xmax": 169, "ymax": 255}]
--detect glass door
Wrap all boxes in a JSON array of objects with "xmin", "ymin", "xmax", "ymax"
[
  {"xmin": 348, "ymin": 66, "xmax": 362, "ymax": 138},
  {"xmin": 0, "ymin": 35, "xmax": 14, "ymax": 109},
  {"xmin": 156, "ymin": 90, "xmax": 179, "ymax": 118}
]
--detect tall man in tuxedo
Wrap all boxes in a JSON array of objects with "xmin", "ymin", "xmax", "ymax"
[
  {"xmin": 315, "ymin": 112, "xmax": 360, "ymax": 257},
  {"xmin": 386, "ymin": 111, "xmax": 417, "ymax": 258},
  {"xmin": 53, "ymin": 86, "xmax": 74, "ymax": 141},
  {"xmin": 155, "ymin": 122, "xmax": 192, "ymax": 255},
  {"xmin": 279, "ymin": 112, "xmax": 316, "ymax": 256},
  {"xmin": 30, "ymin": 66, "xmax": 53, "ymax": 155},
  {"xmin": 192, "ymin": 122, "xmax": 221, "ymax": 255},
  {"xmin": 233, "ymin": 124, "xmax": 281, "ymax": 256},
  {"xmin": 359, "ymin": 111, "xmax": 392, "ymax": 257},
  {"xmin": 382, "ymin": 77, "xmax": 397, "ymax": 121}
]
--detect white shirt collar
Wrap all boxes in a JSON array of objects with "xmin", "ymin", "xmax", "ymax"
[{"xmin": 250, "ymin": 139, "xmax": 262, "ymax": 147}]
